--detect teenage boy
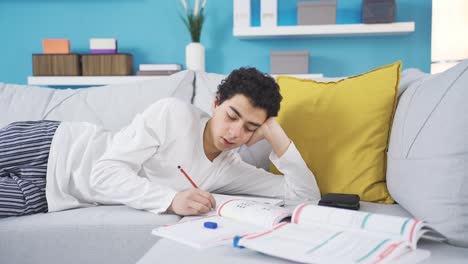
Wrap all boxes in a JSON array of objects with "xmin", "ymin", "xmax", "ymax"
[{"xmin": 0, "ymin": 67, "xmax": 320, "ymax": 218}]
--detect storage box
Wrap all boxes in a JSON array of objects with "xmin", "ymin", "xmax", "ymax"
[
  {"xmin": 362, "ymin": 0, "xmax": 395, "ymax": 24},
  {"xmin": 42, "ymin": 39, "xmax": 71, "ymax": 54},
  {"xmin": 270, "ymin": 50, "xmax": 309, "ymax": 74},
  {"xmin": 297, "ymin": 0, "xmax": 336, "ymax": 25},
  {"xmin": 32, "ymin": 54, "xmax": 81, "ymax": 76},
  {"xmin": 81, "ymin": 53, "xmax": 133, "ymax": 76}
]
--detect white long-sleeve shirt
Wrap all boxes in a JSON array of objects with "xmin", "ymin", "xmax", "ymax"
[{"xmin": 46, "ymin": 98, "xmax": 320, "ymax": 213}]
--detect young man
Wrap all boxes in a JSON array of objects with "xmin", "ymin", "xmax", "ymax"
[{"xmin": 0, "ymin": 67, "xmax": 320, "ymax": 218}]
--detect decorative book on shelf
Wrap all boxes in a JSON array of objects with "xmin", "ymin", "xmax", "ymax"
[
  {"xmin": 32, "ymin": 54, "xmax": 81, "ymax": 76},
  {"xmin": 136, "ymin": 70, "xmax": 181, "ymax": 76},
  {"xmin": 81, "ymin": 53, "xmax": 133, "ymax": 76},
  {"xmin": 139, "ymin": 64, "xmax": 181, "ymax": 71}
]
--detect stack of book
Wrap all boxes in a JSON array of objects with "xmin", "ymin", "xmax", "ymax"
[
  {"xmin": 137, "ymin": 64, "xmax": 182, "ymax": 76},
  {"xmin": 89, "ymin": 38, "xmax": 117, "ymax": 54}
]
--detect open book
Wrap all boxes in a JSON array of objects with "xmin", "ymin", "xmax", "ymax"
[
  {"xmin": 212, "ymin": 193, "xmax": 285, "ymax": 207},
  {"xmin": 152, "ymin": 198, "xmax": 290, "ymax": 248},
  {"xmin": 153, "ymin": 200, "xmax": 436, "ymax": 263},
  {"xmin": 238, "ymin": 203, "xmax": 436, "ymax": 264}
]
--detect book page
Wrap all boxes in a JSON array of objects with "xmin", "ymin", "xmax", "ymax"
[
  {"xmin": 218, "ymin": 199, "xmax": 292, "ymax": 228},
  {"xmin": 212, "ymin": 193, "xmax": 285, "ymax": 207},
  {"xmin": 179, "ymin": 194, "xmax": 286, "ymax": 222},
  {"xmin": 292, "ymin": 204, "xmax": 423, "ymax": 246},
  {"xmin": 153, "ymin": 199, "xmax": 291, "ymax": 249},
  {"xmin": 152, "ymin": 215, "xmax": 266, "ymax": 249},
  {"xmin": 239, "ymin": 223, "xmax": 412, "ymax": 264}
]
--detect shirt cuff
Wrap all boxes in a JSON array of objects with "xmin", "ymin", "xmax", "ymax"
[
  {"xmin": 269, "ymin": 142, "xmax": 299, "ymax": 170},
  {"xmin": 148, "ymin": 189, "xmax": 178, "ymax": 215}
]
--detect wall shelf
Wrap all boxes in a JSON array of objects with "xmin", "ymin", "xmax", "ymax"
[
  {"xmin": 27, "ymin": 74, "xmax": 324, "ymax": 86},
  {"xmin": 233, "ymin": 22, "xmax": 415, "ymax": 39},
  {"xmin": 27, "ymin": 76, "xmax": 165, "ymax": 86}
]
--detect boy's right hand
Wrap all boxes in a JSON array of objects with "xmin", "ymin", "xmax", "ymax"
[{"xmin": 167, "ymin": 189, "xmax": 216, "ymax": 216}]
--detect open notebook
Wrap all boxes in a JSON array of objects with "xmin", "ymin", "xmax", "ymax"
[{"xmin": 153, "ymin": 199, "xmax": 439, "ymax": 263}]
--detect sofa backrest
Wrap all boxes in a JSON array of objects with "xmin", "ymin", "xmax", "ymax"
[{"xmin": 0, "ymin": 71, "xmax": 194, "ymax": 130}]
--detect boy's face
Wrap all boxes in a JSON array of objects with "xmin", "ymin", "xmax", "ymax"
[{"xmin": 209, "ymin": 94, "xmax": 267, "ymax": 152}]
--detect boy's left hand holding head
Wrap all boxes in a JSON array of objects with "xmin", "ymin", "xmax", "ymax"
[{"xmin": 245, "ymin": 117, "xmax": 291, "ymax": 158}]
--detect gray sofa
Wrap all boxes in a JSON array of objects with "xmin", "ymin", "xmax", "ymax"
[{"xmin": 1, "ymin": 65, "xmax": 468, "ymax": 264}]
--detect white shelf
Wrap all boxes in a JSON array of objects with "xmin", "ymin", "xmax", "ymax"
[
  {"xmin": 27, "ymin": 76, "xmax": 166, "ymax": 86},
  {"xmin": 28, "ymin": 74, "xmax": 324, "ymax": 86},
  {"xmin": 233, "ymin": 22, "xmax": 415, "ymax": 39},
  {"xmin": 271, "ymin": 73, "xmax": 323, "ymax": 79}
]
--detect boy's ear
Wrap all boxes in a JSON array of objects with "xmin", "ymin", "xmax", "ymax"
[
  {"xmin": 211, "ymin": 95, "xmax": 219, "ymax": 112},
  {"xmin": 211, "ymin": 94, "xmax": 219, "ymax": 110}
]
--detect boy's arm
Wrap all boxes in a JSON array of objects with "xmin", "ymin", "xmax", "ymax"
[
  {"xmin": 212, "ymin": 143, "xmax": 321, "ymax": 201},
  {"xmin": 214, "ymin": 143, "xmax": 320, "ymax": 200},
  {"xmin": 90, "ymin": 112, "xmax": 177, "ymax": 214},
  {"xmin": 215, "ymin": 118, "xmax": 321, "ymax": 201},
  {"xmin": 90, "ymin": 99, "xmax": 214, "ymax": 215},
  {"xmin": 246, "ymin": 117, "xmax": 291, "ymax": 158}
]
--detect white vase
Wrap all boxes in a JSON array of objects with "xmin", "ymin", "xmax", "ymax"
[{"xmin": 185, "ymin": 42, "xmax": 205, "ymax": 72}]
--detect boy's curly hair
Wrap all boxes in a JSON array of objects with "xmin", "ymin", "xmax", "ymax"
[{"xmin": 216, "ymin": 67, "xmax": 282, "ymax": 118}]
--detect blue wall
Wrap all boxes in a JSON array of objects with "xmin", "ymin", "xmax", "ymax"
[{"xmin": 0, "ymin": 0, "xmax": 431, "ymax": 84}]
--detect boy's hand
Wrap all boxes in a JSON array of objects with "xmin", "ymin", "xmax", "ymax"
[
  {"xmin": 167, "ymin": 189, "xmax": 216, "ymax": 216},
  {"xmin": 246, "ymin": 117, "xmax": 291, "ymax": 157}
]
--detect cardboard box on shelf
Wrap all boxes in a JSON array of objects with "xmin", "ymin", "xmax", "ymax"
[
  {"xmin": 297, "ymin": 0, "xmax": 337, "ymax": 25},
  {"xmin": 270, "ymin": 50, "xmax": 309, "ymax": 74}
]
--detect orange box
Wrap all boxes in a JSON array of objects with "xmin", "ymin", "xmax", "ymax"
[{"xmin": 42, "ymin": 39, "xmax": 70, "ymax": 54}]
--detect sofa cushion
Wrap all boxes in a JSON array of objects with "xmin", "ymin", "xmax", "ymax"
[
  {"xmin": 0, "ymin": 71, "xmax": 194, "ymax": 130},
  {"xmin": 0, "ymin": 206, "xmax": 180, "ymax": 264},
  {"xmin": 45, "ymin": 71, "xmax": 195, "ymax": 130},
  {"xmin": 0, "ymin": 83, "xmax": 61, "ymax": 128},
  {"xmin": 387, "ymin": 59, "xmax": 468, "ymax": 247},
  {"xmin": 397, "ymin": 68, "xmax": 429, "ymax": 98},
  {"xmin": 193, "ymin": 71, "xmax": 225, "ymax": 115},
  {"xmin": 273, "ymin": 62, "xmax": 401, "ymax": 203}
]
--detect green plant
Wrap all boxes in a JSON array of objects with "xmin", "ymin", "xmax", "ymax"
[{"xmin": 180, "ymin": 0, "xmax": 206, "ymax": 43}]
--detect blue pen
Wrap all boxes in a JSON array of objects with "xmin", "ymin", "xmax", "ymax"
[{"xmin": 233, "ymin": 235, "xmax": 245, "ymax": 249}]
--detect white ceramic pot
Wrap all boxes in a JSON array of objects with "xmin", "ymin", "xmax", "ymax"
[{"xmin": 185, "ymin": 42, "xmax": 205, "ymax": 72}]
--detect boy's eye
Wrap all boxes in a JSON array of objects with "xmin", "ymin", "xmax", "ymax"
[
  {"xmin": 227, "ymin": 113, "xmax": 236, "ymax": 120},
  {"xmin": 246, "ymin": 127, "xmax": 257, "ymax": 132}
]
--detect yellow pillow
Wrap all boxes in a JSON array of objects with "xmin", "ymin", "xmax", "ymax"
[{"xmin": 273, "ymin": 62, "xmax": 401, "ymax": 203}]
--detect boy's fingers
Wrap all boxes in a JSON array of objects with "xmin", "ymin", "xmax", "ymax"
[
  {"xmin": 196, "ymin": 190, "xmax": 216, "ymax": 209},
  {"xmin": 188, "ymin": 200, "xmax": 210, "ymax": 214},
  {"xmin": 184, "ymin": 207, "xmax": 200, "ymax": 216},
  {"xmin": 191, "ymin": 193, "xmax": 211, "ymax": 207},
  {"xmin": 208, "ymin": 194, "xmax": 216, "ymax": 209}
]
